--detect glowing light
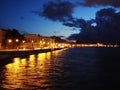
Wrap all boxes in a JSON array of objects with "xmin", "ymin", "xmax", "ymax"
[
  {"xmin": 8, "ymin": 39, "xmax": 12, "ymax": 43},
  {"xmin": 40, "ymin": 41, "xmax": 42, "ymax": 43},
  {"xmin": 31, "ymin": 40, "xmax": 34, "ymax": 43},
  {"xmin": 43, "ymin": 41, "xmax": 45, "ymax": 44},
  {"xmin": 61, "ymin": 45, "xmax": 64, "ymax": 48},
  {"xmin": 37, "ymin": 53, "xmax": 46, "ymax": 69},
  {"xmin": 6, "ymin": 63, "xmax": 12, "ymax": 69},
  {"xmin": 29, "ymin": 54, "xmax": 35, "ymax": 61},
  {"xmin": 13, "ymin": 57, "xmax": 20, "ymax": 65},
  {"xmin": 2, "ymin": 49, "xmax": 66, "ymax": 89},
  {"xmin": 22, "ymin": 40, "xmax": 25, "ymax": 43},
  {"xmin": 3, "ymin": 57, "xmax": 24, "ymax": 89},
  {"xmin": 46, "ymin": 52, "xmax": 51, "ymax": 60},
  {"xmin": 29, "ymin": 54, "xmax": 35, "ymax": 67},
  {"xmin": 15, "ymin": 39, "xmax": 19, "ymax": 42},
  {"xmin": 23, "ymin": 48, "xmax": 26, "ymax": 50},
  {"xmin": 21, "ymin": 58, "xmax": 27, "ymax": 65},
  {"xmin": 37, "ymin": 53, "xmax": 46, "ymax": 61}
]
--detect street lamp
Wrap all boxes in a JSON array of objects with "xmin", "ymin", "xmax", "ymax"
[
  {"xmin": 31, "ymin": 40, "xmax": 34, "ymax": 43},
  {"xmin": 31, "ymin": 40, "xmax": 34, "ymax": 49},
  {"xmin": 8, "ymin": 39, "xmax": 12, "ymax": 49},
  {"xmin": 39, "ymin": 41, "xmax": 42, "ymax": 48},
  {"xmin": 22, "ymin": 40, "xmax": 25, "ymax": 43},
  {"xmin": 22, "ymin": 40, "xmax": 26, "ymax": 50},
  {"xmin": 8, "ymin": 39, "xmax": 12, "ymax": 43},
  {"xmin": 15, "ymin": 39, "xmax": 19, "ymax": 49},
  {"xmin": 16, "ymin": 39, "xmax": 19, "ymax": 42}
]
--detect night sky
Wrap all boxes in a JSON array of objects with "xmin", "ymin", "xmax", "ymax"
[{"xmin": 0, "ymin": 0, "xmax": 120, "ymax": 41}]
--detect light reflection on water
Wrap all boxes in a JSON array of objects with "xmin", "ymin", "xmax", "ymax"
[
  {"xmin": 1, "ymin": 47, "xmax": 120, "ymax": 90},
  {"xmin": 1, "ymin": 49, "xmax": 66, "ymax": 90}
]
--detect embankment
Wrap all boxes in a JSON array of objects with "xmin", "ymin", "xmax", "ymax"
[{"xmin": 0, "ymin": 48, "xmax": 62, "ymax": 60}]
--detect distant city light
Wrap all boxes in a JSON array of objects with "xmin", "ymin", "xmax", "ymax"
[
  {"xmin": 22, "ymin": 40, "xmax": 25, "ymax": 43},
  {"xmin": 31, "ymin": 40, "xmax": 34, "ymax": 43}
]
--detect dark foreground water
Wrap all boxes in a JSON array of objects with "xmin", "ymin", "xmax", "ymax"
[{"xmin": 0, "ymin": 47, "xmax": 120, "ymax": 90}]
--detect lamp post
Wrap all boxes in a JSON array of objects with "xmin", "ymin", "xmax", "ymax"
[
  {"xmin": 31, "ymin": 40, "xmax": 34, "ymax": 49},
  {"xmin": 8, "ymin": 39, "xmax": 12, "ymax": 49},
  {"xmin": 39, "ymin": 41, "xmax": 42, "ymax": 49},
  {"xmin": 22, "ymin": 40, "xmax": 26, "ymax": 50},
  {"xmin": 15, "ymin": 39, "xmax": 19, "ymax": 49}
]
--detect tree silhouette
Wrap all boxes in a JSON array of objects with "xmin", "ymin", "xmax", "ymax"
[{"xmin": 3, "ymin": 29, "xmax": 25, "ymax": 49}]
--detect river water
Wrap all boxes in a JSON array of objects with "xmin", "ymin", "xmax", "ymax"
[{"xmin": 0, "ymin": 47, "xmax": 120, "ymax": 90}]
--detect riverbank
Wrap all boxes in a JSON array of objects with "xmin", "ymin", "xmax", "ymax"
[{"xmin": 0, "ymin": 48, "xmax": 63, "ymax": 60}]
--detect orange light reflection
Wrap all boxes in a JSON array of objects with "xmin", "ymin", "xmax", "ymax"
[{"xmin": 2, "ymin": 50, "xmax": 64, "ymax": 89}]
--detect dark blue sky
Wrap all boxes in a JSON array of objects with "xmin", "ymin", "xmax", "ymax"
[{"xmin": 0, "ymin": 0, "xmax": 120, "ymax": 38}]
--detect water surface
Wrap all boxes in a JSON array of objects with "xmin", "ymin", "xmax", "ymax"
[{"xmin": 0, "ymin": 47, "xmax": 120, "ymax": 90}]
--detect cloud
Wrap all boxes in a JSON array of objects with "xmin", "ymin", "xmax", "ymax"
[
  {"xmin": 68, "ymin": 8, "xmax": 120, "ymax": 44},
  {"xmin": 33, "ymin": 1, "xmax": 75, "ymax": 22},
  {"xmin": 79, "ymin": 0, "xmax": 120, "ymax": 7},
  {"xmin": 63, "ymin": 18, "xmax": 91, "ymax": 28},
  {"xmin": 95, "ymin": 8, "xmax": 120, "ymax": 43},
  {"xmin": 33, "ymin": 0, "xmax": 120, "ymax": 44}
]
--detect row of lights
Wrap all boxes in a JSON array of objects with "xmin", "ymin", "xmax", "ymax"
[
  {"xmin": 8, "ymin": 39, "xmax": 19, "ymax": 43},
  {"xmin": 7, "ymin": 39, "xmax": 69, "ymax": 49},
  {"xmin": 8, "ymin": 39, "xmax": 48, "ymax": 44},
  {"xmin": 8, "ymin": 39, "xmax": 26, "ymax": 44}
]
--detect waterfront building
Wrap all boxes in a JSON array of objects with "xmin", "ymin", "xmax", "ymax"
[
  {"xmin": 23, "ymin": 34, "xmax": 55, "ymax": 49},
  {"xmin": 0, "ymin": 29, "xmax": 70, "ymax": 50},
  {"xmin": 0, "ymin": 29, "xmax": 6, "ymax": 49}
]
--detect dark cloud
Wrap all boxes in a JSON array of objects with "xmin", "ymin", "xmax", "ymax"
[
  {"xmin": 33, "ymin": 1, "xmax": 75, "ymax": 22},
  {"xmin": 68, "ymin": 33, "xmax": 80, "ymax": 41},
  {"xmin": 33, "ymin": 0, "xmax": 120, "ymax": 44},
  {"xmin": 68, "ymin": 8, "xmax": 120, "ymax": 44},
  {"xmin": 95, "ymin": 8, "xmax": 120, "ymax": 44},
  {"xmin": 58, "ymin": 35, "xmax": 66, "ymax": 38},
  {"xmin": 79, "ymin": 0, "xmax": 120, "ymax": 7},
  {"xmin": 63, "ymin": 18, "xmax": 94, "ymax": 28}
]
